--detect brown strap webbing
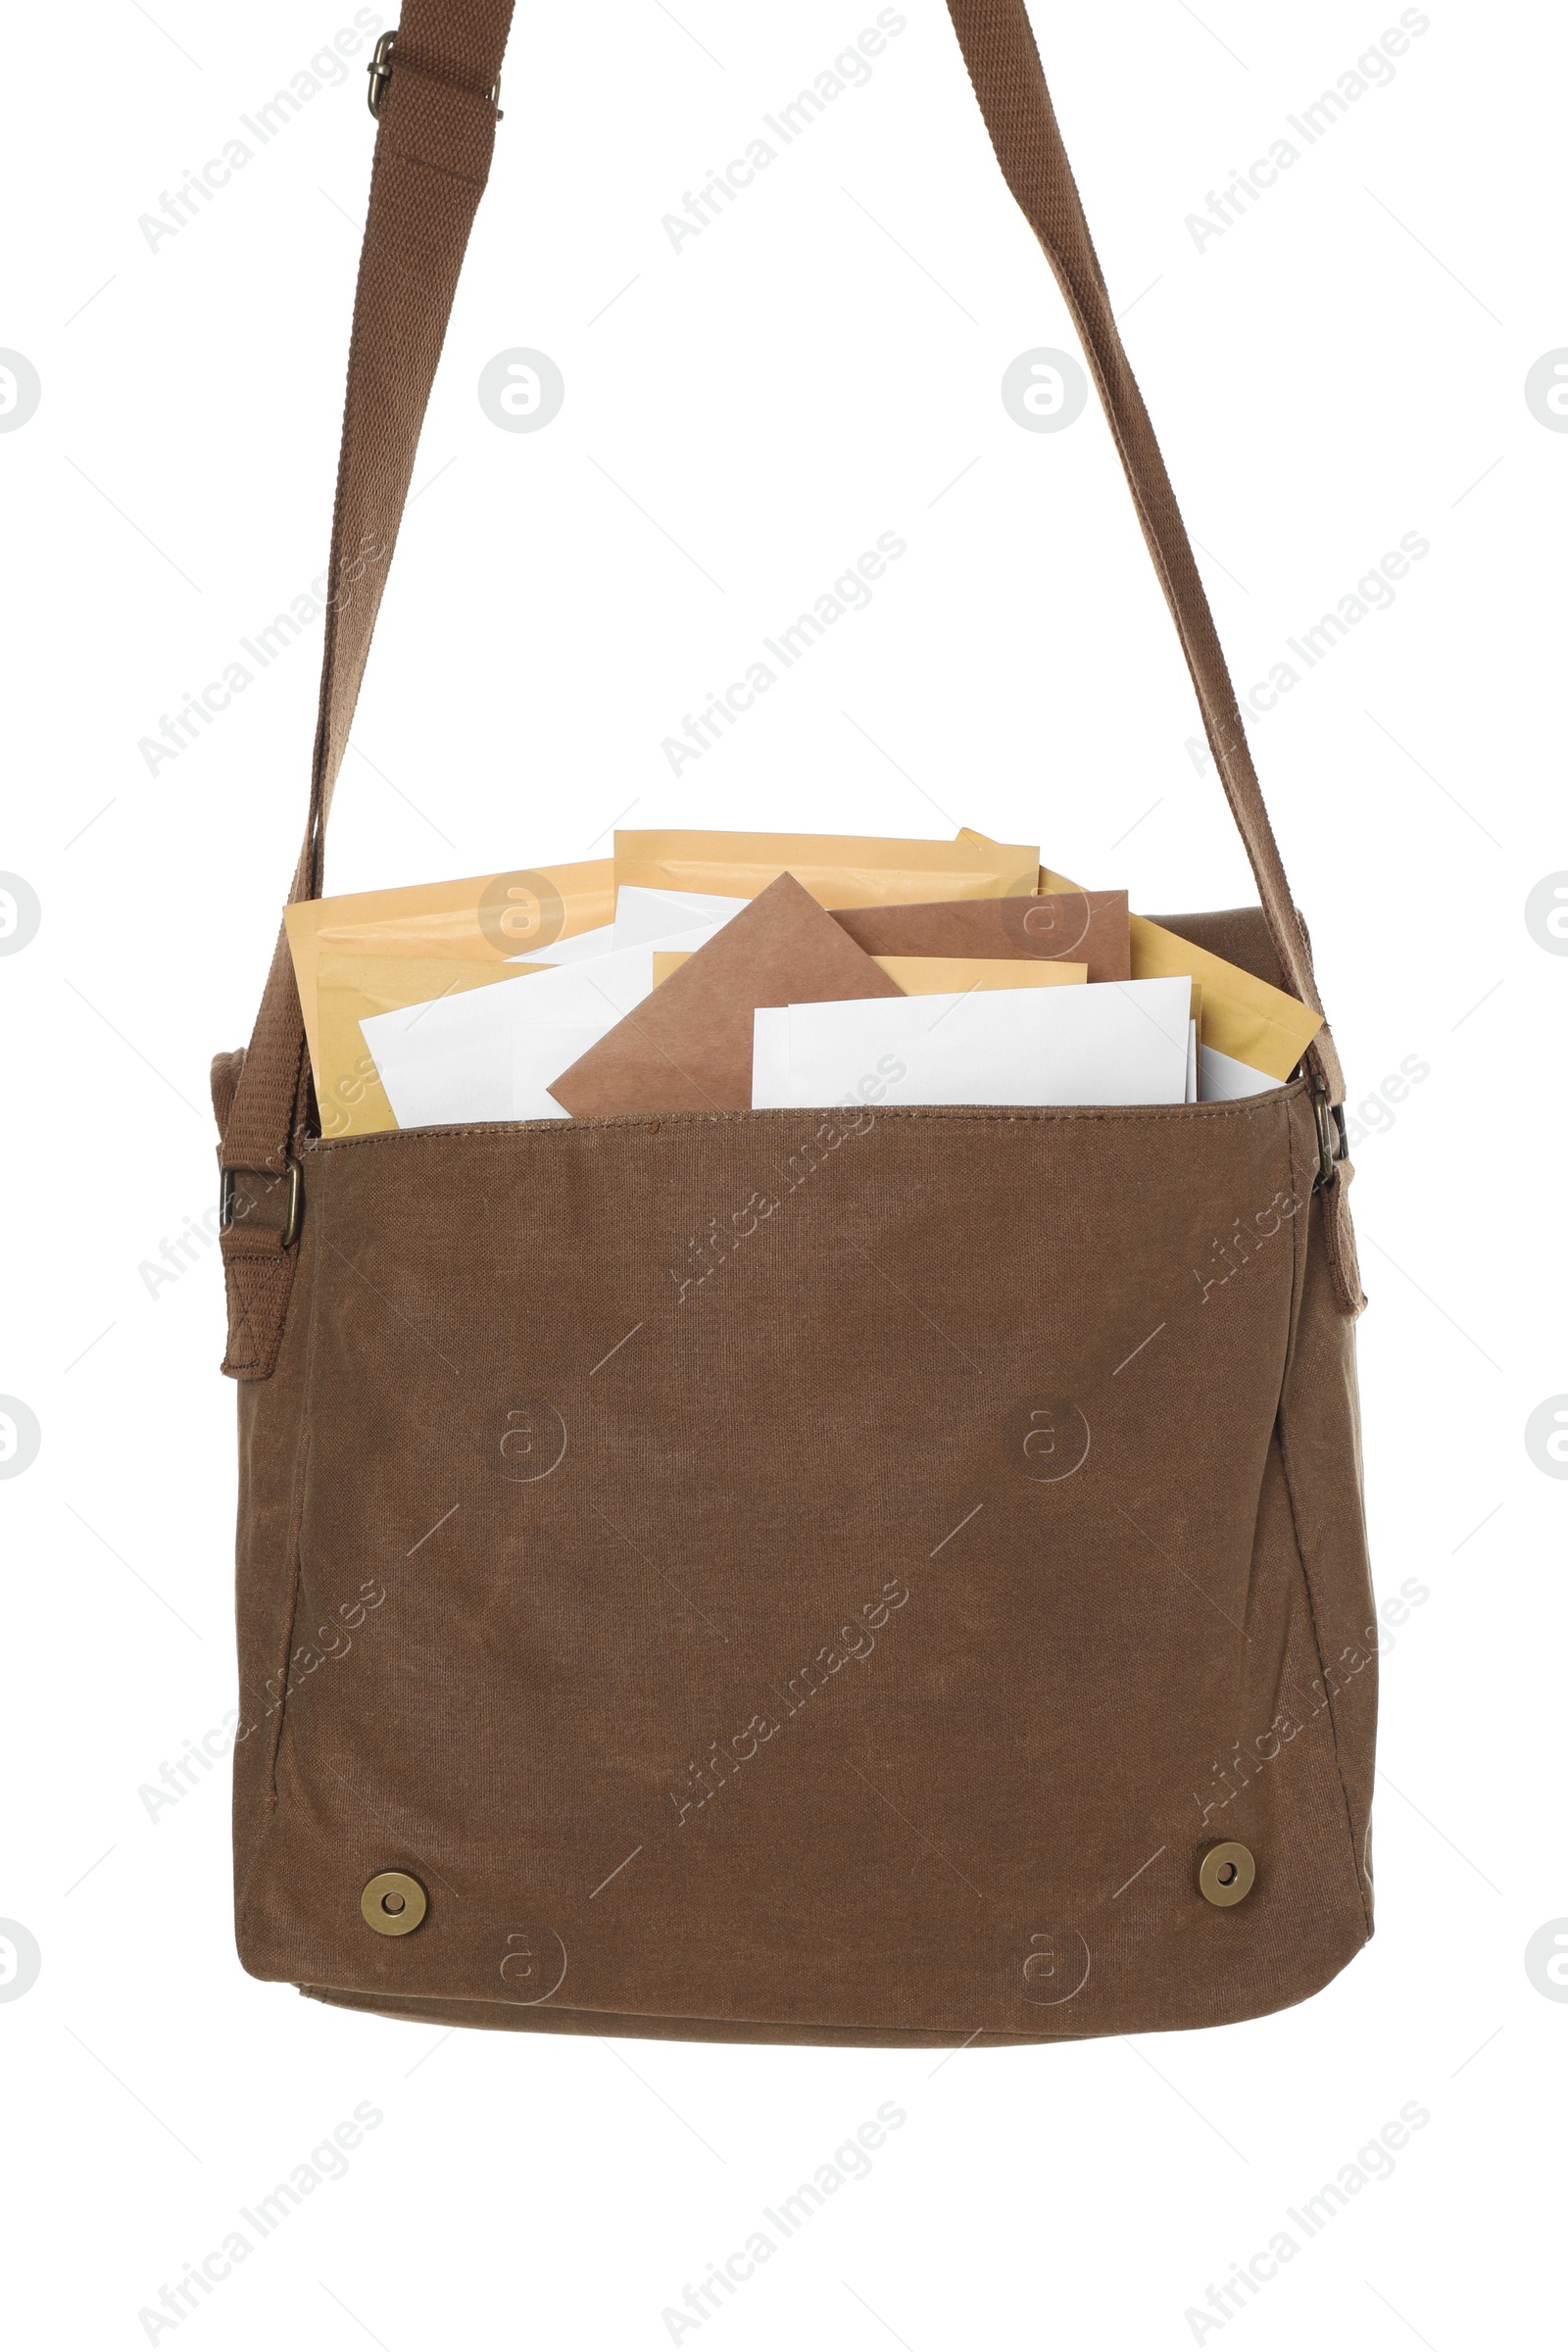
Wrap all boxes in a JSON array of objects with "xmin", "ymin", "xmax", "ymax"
[
  {"xmin": 941, "ymin": 0, "xmax": 1358, "ymax": 1313},
  {"xmin": 218, "ymin": 3, "xmax": 514, "ymax": 1372},
  {"xmin": 218, "ymin": 0, "xmax": 1357, "ymax": 1380},
  {"xmin": 945, "ymin": 0, "xmax": 1334, "ymax": 1052}
]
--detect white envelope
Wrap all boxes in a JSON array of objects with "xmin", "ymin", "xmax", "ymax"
[
  {"xmin": 757, "ymin": 978, "xmax": 1192, "ymax": 1109},
  {"xmin": 1199, "ymin": 1043, "xmax": 1282, "ymax": 1102},
  {"xmin": 1186, "ymin": 1019, "xmax": 1199, "ymax": 1105},
  {"xmin": 752, "ymin": 1007, "xmax": 793, "ymax": 1109},
  {"xmin": 520, "ymin": 921, "xmax": 616, "ymax": 965},
  {"xmin": 611, "ymin": 885, "xmax": 750, "ymax": 949},
  {"xmin": 363, "ymin": 920, "xmax": 731, "ymax": 1127}
]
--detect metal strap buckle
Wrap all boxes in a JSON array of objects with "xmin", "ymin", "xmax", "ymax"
[
  {"xmin": 1312, "ymin": 1087, "xmax": 1348, "ymax": 1192},
  {"xmin": 367, "ymin": 28, "xmax": 397, "ymax": 116},
  {"xmin": 367, "ymin": 28, "xmax": 503, "ymax": 120},
  {"xmin": 220, "ymin": 1158, "xmax": 303, "ymax": 1250}
]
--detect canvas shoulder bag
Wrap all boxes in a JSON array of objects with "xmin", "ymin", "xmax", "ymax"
[{"xmin": 212, "ymin": 0, "xmax": 1376, "ymax": 2044}]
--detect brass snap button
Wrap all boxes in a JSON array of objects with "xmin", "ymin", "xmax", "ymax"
[
  {"xmin": 361, "ymin": 1871, "xmax": 427, "ymax": 1936},
  {"xmin": 1197, "ymin": 1841, "xmax": 1255, "ymax": 1908}
]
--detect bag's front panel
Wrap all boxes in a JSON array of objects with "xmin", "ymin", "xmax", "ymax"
[{"xmin": 233, "ymin": 1090, "xmax": 1370, "ymax": 2039}]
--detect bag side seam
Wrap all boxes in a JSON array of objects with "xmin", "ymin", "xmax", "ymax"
[{"xmin": 1273, "ymin": 1105, "xmax": 1374, "ymax": 1938}]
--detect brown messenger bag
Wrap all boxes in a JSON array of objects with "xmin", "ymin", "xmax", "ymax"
[{"xmin": 212, "ymin": 0, "xmax": 1376, "ymax": 2044}]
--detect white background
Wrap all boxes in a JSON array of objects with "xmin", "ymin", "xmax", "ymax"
[{"xmin": 2, "ymin": 0, "xmax": 1563, "ymax": 2343}]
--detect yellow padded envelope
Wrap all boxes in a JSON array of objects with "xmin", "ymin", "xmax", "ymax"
[
  {"xmin": 284, "ymin": 858, "xmax": 613, "ymax": 1108},
  {"xmin": 315, "ymin": 953, "xmax": 550, "ymax": 1137},
  {"xmin": 651, "ymin": 953, "xmax": 1087, "ymax": 994},
  {"xmin": 1039, "ymin": 866, "xmax": 1320, "ymax": 1081},
  {"xmin": 873, "ymin": 956, "xmax": 1086, "ymax": 995},
  {"xmin": 952, "ymin": 833, "xmax": 1319, "ymax": 1083},
  {"xmin": 616, "ymin": 829, "xmax": 1039, "ymax": 909}
]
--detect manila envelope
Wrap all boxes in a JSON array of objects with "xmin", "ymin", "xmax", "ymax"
[
  {"xmin": 315, "ymin": 953, "xmax": 551, "ymax": 1137},
  {"xmin": 1039, "ymin": 865, "xmax": 1320, "ymax": 1081},
  {"xmin": 614, "ymin": 829, "xmax": 1039, "ymax": 908},
  {"xmin": 284, "ymin": 858, "xmax": 614, "ymax": 1097},
  {"xmin": 829, "ymin": 890, "xmax": 1130, "ymax": 982},
  {"xmin": 547, "ymin": 871, "xmax": 904, "ymax": 1116},
  {"xmin": 653, "ymin": 953, "xmax": 1087, "ymax": 994},
  {"xmin": 954, "ymin": 834, "xmax": 1320, "ymax": 1082}
]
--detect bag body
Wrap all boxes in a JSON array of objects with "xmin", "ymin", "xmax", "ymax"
[{"xmin": 214, "ymin": 4, "xmax": 1375, "ymax": 2042}]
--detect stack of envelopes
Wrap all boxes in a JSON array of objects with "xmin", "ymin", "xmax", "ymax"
[{"xmin": 282, "ymin": 827, "xmax": 1323, "ymax": 1133}]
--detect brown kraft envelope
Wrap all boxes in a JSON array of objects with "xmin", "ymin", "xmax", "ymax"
[
  {"xmin": 548, "ymin": 871, "xmax": 905, "ymax": 1116},
  {"xmin": 829, "ymin": 889, "xmax": 1131, "ymax": 982}
]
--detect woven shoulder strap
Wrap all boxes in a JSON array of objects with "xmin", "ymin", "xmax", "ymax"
[
  {"xmin": 217, "ymin": 1, "xmax": 514, "ymax": 1374},
  {"xmin": 216, "ymin": 0, "xmax": 1357, "ymax": 1379}
]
